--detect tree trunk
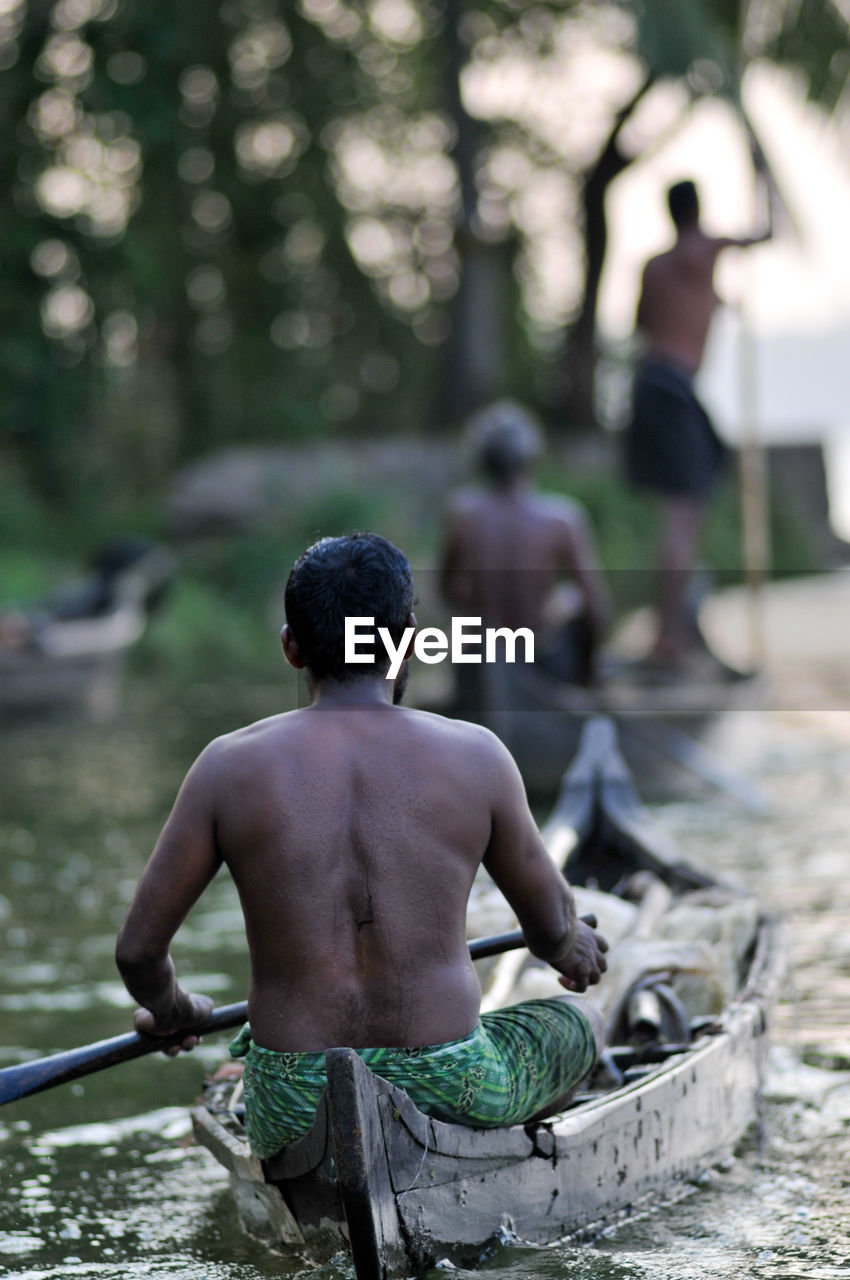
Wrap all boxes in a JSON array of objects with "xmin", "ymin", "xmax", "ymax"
[
  {"xmin": 438, "ymin": 0, "xmax": 510, "ymax": 426},
  {"xmin": 561, "ymin": 76, "xmax": 654, "ymax": 429}
]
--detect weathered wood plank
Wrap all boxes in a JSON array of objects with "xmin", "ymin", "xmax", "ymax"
[
  {"xmin": 395, "ymin": 1011, "xmax": 764, "ymax": 1259},
  {"xmin": 191, "ymin": 1106, "xmax": 306, "ymax": 1246},
  {"xmin": 325, "ymin": 1047, "xmax": 409, "ymax": 1280}
]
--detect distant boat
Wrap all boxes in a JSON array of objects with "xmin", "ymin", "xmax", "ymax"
[
  {"xmin": 0, "ymin": 538, "xmax": 174, "ymax": 720},
  {"xmin": 429, "ymin": 643, "xmax": 763, "ymax": 802}
]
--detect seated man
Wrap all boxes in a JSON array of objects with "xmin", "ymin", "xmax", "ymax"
[
  {"xmin": 115, "ymin": 533, "xmax": 607, "ymax": 1158},
  {"xmin": 440, "ymin": 402, "xmax": 608, "ymax": 688}
]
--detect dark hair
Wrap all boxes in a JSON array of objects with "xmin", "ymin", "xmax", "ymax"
[
  {"xmin": 284, "ymin": 533, "xmax": 414, "ymax": 682},
  {"xmin": 667, "ymin": 180, "xmax": 700, "ymax": 229}
]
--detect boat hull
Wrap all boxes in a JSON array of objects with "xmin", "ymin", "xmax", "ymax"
[
  {"xmin": 193, "ymin": 911, "xmax": 781, "ymax": 1275},
  {"xmin": 191, "ymin": 718, "xmax": 782, "ymax": 1277}
]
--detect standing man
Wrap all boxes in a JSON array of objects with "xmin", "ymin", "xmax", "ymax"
[
  {"xmin": 440, "ymin": 401, "xmax": 609, "ymax": 688},
  {"xmin": 626, "ymin": 173, "xmax": 773, "ymax": 670},
  {"xmin": 116, "ymin": 534, "xmax": 607, "ymax": 1159}
]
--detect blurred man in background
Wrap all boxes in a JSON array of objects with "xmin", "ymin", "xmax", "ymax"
[
  {"xmin": 440, "ymin": 401, "xmax": 608, "ymax": 689},
  {"xmin": 626, "ymin": 172, "xmax": 773, "ymax": 673}
]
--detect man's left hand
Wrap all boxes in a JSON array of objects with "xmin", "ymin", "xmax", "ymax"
[{"xmin": 553, "ymin": 913, "xmax": 609, "ymax": 993}]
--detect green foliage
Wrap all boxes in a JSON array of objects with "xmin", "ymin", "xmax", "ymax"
[
  {"xmin": 615, "ymin": 0, "xmax": 850, "ymax": 107},
  {"xmin": 538, "ymin": 450, "xmax": 820, "ymax": 618},
  {"xmin": 130, "ymin": 575, "xmax": 282, "ymax": 684},
  {"xmin": 2, "ymin": 0, "xmax": 849, "ymax": 507},
  {"xmin": 2, "ymin": 0, "xmax": 460, "ymax": 501},
  {"xmin": 755, "ymin": 0, "xmax": 850, "ymax": 110},
  {"xmin": 627, "ymin": 0, "xmax": 738, "ymax": 87},
  {"xmin": 0, "ymin": 548, "xmax": 67, "ymax": 608}
]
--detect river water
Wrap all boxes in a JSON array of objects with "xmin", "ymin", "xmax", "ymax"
[{"xmin": 1, "ymin": 680, "xmax": 849, "ymax": 1279}]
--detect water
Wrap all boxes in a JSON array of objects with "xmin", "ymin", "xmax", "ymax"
[{"xmin": 1, "ymin": 683, "xmax": 849, "ymax": 1278}]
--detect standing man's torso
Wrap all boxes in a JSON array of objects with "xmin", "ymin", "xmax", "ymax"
[{"xmin": 638, "ymin": 231, "xmax": 722, "ymax": 374}]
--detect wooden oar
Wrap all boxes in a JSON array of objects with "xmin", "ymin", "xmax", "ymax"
[{"xmin": 0, "ymin": 928, "xmax": 526, "ymax": 1106}]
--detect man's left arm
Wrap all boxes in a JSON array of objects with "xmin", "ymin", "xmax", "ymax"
[
  {"xmin": 714, "ymin": 168, "xmax": 775, "ymax": 253},
  {"xmin": 115, "ymin": 742, "xmax": 225, "ymax": 1046},
  {"xmin": 556, "ymin": 507, "xmax": 609, "ymax": 636},
  {"xmin": 481, "ymin": 736, "xmax": 608, "ymax": 992}
]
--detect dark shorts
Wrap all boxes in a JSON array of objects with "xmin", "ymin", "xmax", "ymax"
[
  {"xmin": 625, "ymin": 358, "xmax": 728, "ymax": 499},
  {"xmin": 230, "ymin": 997, "xmax": 598, "ymax": 1159}
]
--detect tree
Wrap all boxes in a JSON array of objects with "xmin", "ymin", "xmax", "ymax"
[
  {"xmin": 3, "ymin": 0, "xmax": 848, "ymax": 509},
  {"xmin": 560, "ymin": 0, "xmax": 850, "ymax": 426},
  {"xmin": 1, "ymin": 0, "xmax": 455, "ymax": 499}
]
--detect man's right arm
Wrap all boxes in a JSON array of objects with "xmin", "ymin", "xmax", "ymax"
[
  {"xmin": 480, "ymin": 735, "xmax": 607, "ymax": 992},
  {"xmin": 115, "ymin": 742, "xmax": 225, "ymax": 1037},
  {"xmin": 439, "ymin": 498, "xmax": 473, "ymax": 612}
]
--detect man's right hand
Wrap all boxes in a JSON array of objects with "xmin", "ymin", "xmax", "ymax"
[
  {"xmin": 133, "ymin": 991, "xmax": 214, "ymax": 1057},
  {"xmin": 552, "ymin": 913, "xmax": 609, "ymax": 993}
]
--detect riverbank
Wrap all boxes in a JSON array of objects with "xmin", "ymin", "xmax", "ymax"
[
  {"xmin": 653, "ymin": 570, "xmax": 850, "ymax": 1060},
  {"xmin": 1, "ymin": 434, "xmax": 828, "ymax": 700}
]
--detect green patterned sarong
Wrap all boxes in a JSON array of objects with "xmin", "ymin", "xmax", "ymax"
[{"xmin": 229, "ymin": 998, "xmax": 597, "ymax": 1159}]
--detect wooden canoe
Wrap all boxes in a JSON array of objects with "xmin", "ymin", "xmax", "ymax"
[
  {"xmin": 191, "ymin": 717, "xmax": 782, "ymax": 1278},
  {"xmin": 0, "ymin": 612, "xmax": 145, "ymax": 720},
  {"xmin": 0, "ymin": 542, "xmax": 174, "ymax": 720}
]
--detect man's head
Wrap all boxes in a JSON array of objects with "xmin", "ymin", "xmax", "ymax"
[
  {"xmin": 667, "ymin": 180, "xmax": 700, "ymax": 231},
  {"xmin": 468, "ymin": 400, "xmax": 544, "ymax": 484},
  {"xmin": 283, "ymin": 533, "xmax": 415, "ymax": 691}
]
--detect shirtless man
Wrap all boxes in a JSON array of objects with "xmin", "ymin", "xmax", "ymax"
[
  {"xmin": 440, "ymin": 401, "xmax": 608, "ymax": 687},
  {"xmin": 116, "ymin": 533, "xmax": 607, "ymax": 1158},
  {"xmin": 626, "ymin": 176, "xmax": 772, "ymax": 668}
]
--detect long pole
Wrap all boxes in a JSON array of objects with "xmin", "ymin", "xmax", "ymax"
[
  {"xmin": 738, "ymin": 284, "xmax": 769, "ymax": 671},
  {"xmin": 737, "ymin": 109, "xmax": 772, "ymax": 673}
]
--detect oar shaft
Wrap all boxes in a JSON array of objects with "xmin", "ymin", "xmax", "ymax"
[
  {"xmin": 0, "ymin": 931, "xmax": 528, "ymax": 1105},
  {"xmin": 0, "ymin": 1002, "xmax": 249, "ymax": 1106},
  {"xmin": 468, "ymin": 929, "xmax": 524, "ymax": 960}
]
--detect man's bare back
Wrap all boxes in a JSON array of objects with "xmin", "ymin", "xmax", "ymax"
[
  {"xmin": 215, "ymin": 705, "xmax": 493, "ymax": 1048},
  {"xmin": 127, "ymin": 700, "xmax": 586, "ymax": 1051},
  {"xmin": 441, "ymin": 486, "xmax": 603, "ymax": 634},
  {"xmin": 636, "ymin": 176, "xmax": 772, "ymax": 375}
]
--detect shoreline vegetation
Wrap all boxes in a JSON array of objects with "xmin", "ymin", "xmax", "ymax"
[{"xmin": 0, "ymin": 434, "xmax": 822, "ymax": 691}]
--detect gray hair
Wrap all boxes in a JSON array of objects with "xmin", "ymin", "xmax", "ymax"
[{"xmin": 466, "ymin": 400, "xmax": 544, "ymax": 480}]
